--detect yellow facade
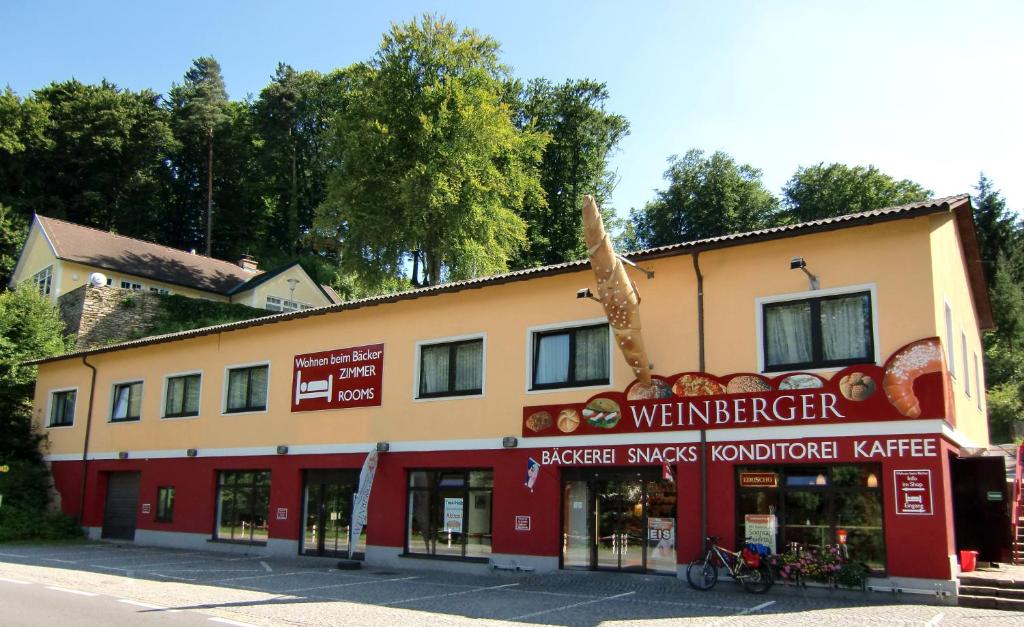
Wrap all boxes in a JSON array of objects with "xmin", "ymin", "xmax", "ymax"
[
  {"xmin": 231, "ymin": 264, "xmax": 331, "ymax": 309},
  {"xmin": 34, "ymin": 207, "xmax": 992, "ymax": 458}
]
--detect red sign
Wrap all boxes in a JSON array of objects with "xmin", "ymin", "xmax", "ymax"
[
  {"xmin": 739, "ymin": 472, "xmax": 779, "ymax": 488},
  {"xmin": 515, "ymin": 515, "xmax": 531, "ymax": 531},
  {"xmin": 292, "ymin": 344, "xmax": 384, "ymax": 412},
  {"xmin": 894, "ymin": 469, "xmax": 933, "ymax": 515}
]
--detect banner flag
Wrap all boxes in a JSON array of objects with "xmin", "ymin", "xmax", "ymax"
[
  {"xmin": 662, "ymin": 461, "xmax": 675, "ymax": 483},
  {"xmin": 525, "ymin": 457, "xmax": 541, "ymax": 491},
  {"xmin": 348, "ymin": 449, "xmax": 379, "ymax": 558}
]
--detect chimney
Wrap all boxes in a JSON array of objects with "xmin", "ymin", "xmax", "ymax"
[{"xmin": 239, "ymin": 254, "xmax": 259, "ymax": 272}]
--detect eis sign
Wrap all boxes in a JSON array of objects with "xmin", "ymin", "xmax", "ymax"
[{"xmin": 291, "ymin": 344, "xmax": 384, "ymax": 412}]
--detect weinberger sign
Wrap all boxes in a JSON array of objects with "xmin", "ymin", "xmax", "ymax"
[{"xmin": 292, "ymin": 343, "xmax": 384, "ymax": 412}]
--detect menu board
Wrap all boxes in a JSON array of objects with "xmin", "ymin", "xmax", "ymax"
[
  {"xmin": 744, "ymin": 514, "xmax": 777, "ymax": 548},
  {"xmin": 444, "ymin": 498, "xmax": 464, "ymax": 532}
]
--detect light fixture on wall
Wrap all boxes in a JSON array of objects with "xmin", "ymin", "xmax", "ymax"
[
  {"xmin": 616, "ymin": 254, "xmax": 655, "ymax": 279},
  {"xmin": 276, "ymin": 445, "xmax": 289, "ymax": 455},
  {"xmin": 576, "ymin": 288, "xmax": 600, "ymax": 302},
  {"xmin": 866, "ymin": 472, "xmax": 878, "ymax": 488},
  {"xmin": 286, "ymin": 278, "xmax": 300, "ymax": 300},
  {"xmin": 118, "ymin": 451, "xmax": 129, "ymax": 460},
  {"xmin": 815, "ymin": 472, "xmax": 827, "ymax": 486},
  {"xmin": 790, "ymin": 257, "xmax": 820, "ymax": 290},
  {"xmin": 376, "ymin": 441, "xmax": 390, "ymax": 453},
  {"xmin": 502, "ymin": 436, "xmax": 518, "ymax": 449},
  {"xmin": 186, "ymin": 448, "xmax": 198, "ymax": 458}
]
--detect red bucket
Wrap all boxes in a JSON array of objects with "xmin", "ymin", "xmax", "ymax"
[{"xmin": 959, "ymin": 550, "xmax": 978, "ymax": 572}]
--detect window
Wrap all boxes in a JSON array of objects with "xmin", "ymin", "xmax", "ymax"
[
  {"xmin": 215, "ymin": 471, "xmax": 270, "ymax": 543},
  {"xmin": 944, "ymin": 302, "xmax": 956, "ymax": 377},
  {"xmin": 48, "ymin": 389, "xmax": 76, "ymax": 427},
  {"xmin": 736, "ymin": 464, "xmax": 885, "ymax": 572},
  {"xmin": 974, "ymin": 353, "xmax": 982, "ymax": 410},
  {"xmin": 531, "ymin": 323, "xmax": 610, "ymax": 390},
  {"xmin": 762, "ymin": 290, "xmax": 874, "ymax": 371},
  {"xmin": 156, "ymin": 487, "xmax": 175, "ymax": 522},
  {"xmin": 962, "ymin": 331, "xmax": 970, "ymax": 396},
  {"xmin": 407, "ymin": 470, "xmax": 492, "ymax": 559},
  {"xmin": 164, "ymin": 373, "xmax": 201, "ymax": 418},
  {"xmin": 111, "ymin": 381, "xmax": 143, "ymax": 422},
  {"xmin": 417, "ymin": 337, "xmax": 483, "ymax": 398},
  {"xmin": 31, "ymin": 265, "xmax": 53, "ymax": 296},
  {"xmin": 120, "ymin": 280, "xmax": 142, "ymax": 291},
  {"xmin": 225, "ymin": 364, "xmax": 269, "ymax": 413},
  {"xmin": 265, "ymin": 296, "xmax": 310, "ymax": 312},
  {"xmin": 150, "ymin": 287, "xmax": 171, "ymax": 295}
]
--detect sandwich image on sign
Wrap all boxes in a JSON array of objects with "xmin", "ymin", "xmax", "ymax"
[{"xmin": 295, "ymin": 371, "xmax": 333, "ymax": 405}]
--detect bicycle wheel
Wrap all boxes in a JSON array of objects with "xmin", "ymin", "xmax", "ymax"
[
  {"xmin": 740, "ymin": 563, "xmax": 773, "ymax": 593},
  {"xmin": 686, "ymin": 559, "xmax": 718, "ymax": 591}
]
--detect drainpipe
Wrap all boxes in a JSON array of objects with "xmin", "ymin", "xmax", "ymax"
[
  {"xmin": 77, "ymin": 355, "xmax": 97, "ymax": 527},
  {"xmin": 692, "ymin": 252, "xmax": 708, "ymax": 550}
]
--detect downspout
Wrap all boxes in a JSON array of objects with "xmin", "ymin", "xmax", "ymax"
[
  {"xmin": 692, "ymin": 252, "xmax": 708, "ymax": 550},
  {"xmin": 77, "ymin": 355, "xmax": 97, "ymax": 526}
]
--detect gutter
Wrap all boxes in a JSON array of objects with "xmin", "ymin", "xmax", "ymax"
[
  {"xmin": 692, "ymin": 252, "xmax": 708, "ymax": 551},
  {"xmin": 77, "ymin": 355, "xmax": 97, "ymax": 525}
]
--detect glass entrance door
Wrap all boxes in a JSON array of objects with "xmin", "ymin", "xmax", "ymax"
[
  {"xmin": 303, "ymin": 470, "xmax": 358, "ymax": 557},
  {"xmin": 596, "ymin": 479, "xmax": 645, "ymax": 571}
]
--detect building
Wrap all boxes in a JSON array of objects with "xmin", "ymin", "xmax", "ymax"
[
  {"xmin": 10, "ymin": 215, "xmax": 339, "ymax": 311},
  {"xmin": 31, "ymin": 194, "xmax": 1003, "ymax": 597}
]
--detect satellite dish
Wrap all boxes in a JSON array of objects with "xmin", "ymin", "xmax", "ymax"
[{"xmin": 88, "ymin": 272, "xmax": 107, "ymax": 287}]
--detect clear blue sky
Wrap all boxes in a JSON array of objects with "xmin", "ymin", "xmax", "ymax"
[{"xmin": 2, "ymin": 1, "xmax": 1022, "ymax": 217}]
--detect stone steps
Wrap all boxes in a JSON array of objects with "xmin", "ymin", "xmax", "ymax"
[
  {"xmin": 959, "ymin": 572, "xmax": 1024, "ymax": 611},
  {"xmin": 958, "ymin": 594, "xmax": 1024, "ymax": 611}
]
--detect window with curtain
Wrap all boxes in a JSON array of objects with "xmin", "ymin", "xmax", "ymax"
[
  {"xmin": 111, "ymin": 381, "xmax": 143, "ymax": 422},
  {"xmin": 531, "ymin": 324, "xmax": 609, "ymax": 390},
  {"xmin": 763, "ymin": 291, "xmax": 873, "ymax": 371},
  {"xmin": 225, "ymin": 365, "xmax": 269, "ymax": 413},
  {"xmin": 49, "ymin": 389, "xmax": 76, "ymax": 427},
  {"xmin": 418, "ymin": 338, "xmax": 483, "ymax": 398},
  {"xmin": 164, "ymin": 374, "xmax": 201, "ymax": 418}
]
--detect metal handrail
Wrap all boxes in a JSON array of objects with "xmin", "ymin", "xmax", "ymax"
[{"xmin": 1013, "ymin": 442, "xmax": 1023, "ymax": 564}]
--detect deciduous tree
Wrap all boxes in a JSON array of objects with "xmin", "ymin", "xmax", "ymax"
[{"xmin": 781, "ymin": 163, "xmax": 930, "ymax": 223}]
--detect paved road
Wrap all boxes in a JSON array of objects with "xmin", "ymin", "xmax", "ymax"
[{"xmin": 0, "ymin": 542, "xmax": 1020, "ymax": 626}]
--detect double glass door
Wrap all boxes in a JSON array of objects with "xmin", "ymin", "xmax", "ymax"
[
  {"xmin": 303, "ymin": 470, "xmax": 359, "ymax": 557},
  {"xmin": 562, "ymin": 469, "xmax": 677, "ymax": 574}
]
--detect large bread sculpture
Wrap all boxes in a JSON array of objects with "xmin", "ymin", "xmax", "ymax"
[{"xmin": 583, "ymin": 196, "xmax": 652, "ymax": 385}]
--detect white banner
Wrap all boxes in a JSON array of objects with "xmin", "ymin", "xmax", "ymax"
[{"xmin": 348, "ymin": 449, "xmax": 379, "ymax": 558}]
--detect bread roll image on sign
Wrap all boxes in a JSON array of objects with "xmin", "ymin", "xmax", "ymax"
[{"xmin": 582, "ymin": 195, "xmax": 652, "ymax": 385}]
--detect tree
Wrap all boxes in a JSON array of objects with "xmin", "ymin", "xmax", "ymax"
[
  {"xmin": 781, "ymin": 163, "xmax": 931, "ymax": 223},
  {"xmin": 972, "ymin": 173, "xmax": 1018, "ymax": 286},
  {"xmin": 315, "ymin": 15, "xmax": 547, "ymax": 287},
  {"xmin": 0, "ymin": 203, "xmax": 28, "ymax": 285},
  {"xmin": 168, "ymin": 57, "xmax": 230, "ymax": 256},
  {"xmin": 630, "ymin": 149, "xmax": 779, "ymax": 248},
  {"xmin": 512, "ymin": 78, "xmax": 629, "ymax": 267},
  {"xmin": 983, "ymin": 257, "xmax": 1024, "ymax": 441}
]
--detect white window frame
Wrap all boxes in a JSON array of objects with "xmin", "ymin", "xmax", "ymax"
[
  {"xmin": 944, "ymin": 300, "xmax": 956, "ymax": 379},
  {"xmin": 30, "ymin": 265, "xmax": 53, "ymax": 296},
  {"xmin": 161, "ymin": 369, "xmax": 203, "ymax": 419},
  {"xmin": 961, "ymin": 329, "xmax": 970, "ymax": 397},
  {"xmin": 150, "ymin": 286, "xmax": 172, "ymax": 295},
  {"xmin": 974, "ymin": 352, "xmax": 982, "ymax": 411},
  {"xmin": 413, "ymin": 332, "xmax": 486, "ymax": 402},
  {"xmin": 109, "ymin": 378, "xmax": 145, "ymax": 423},
  {"xmin": 120, "ymin": 280, "xmax": 143, "ymax": 291},
  {"xmin": 221, "ymin": 360, "xmax": 271, "ymax": 416},
  {"xmin": 46, "ymin": 386, "xmax": 78, "ymax": 428},
  {"xmin": 755, "ymin": 283, "xmax": 881, "ymax": 374},
  {"xmin": 525, "ymin": 317, "xmax": 614, "ymax": 394},
  {"xmin": 265, "ymin": 295, "xmax": 311, "ymax": 312}
]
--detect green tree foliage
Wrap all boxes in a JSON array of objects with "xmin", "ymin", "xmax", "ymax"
[
  {"xmin": 0, "ymin": 204, "xmax": 28, "ymax": 285},
  {"xmin": 972, "ymin": 173, "xmax": 1019, "ymax": 286},
  {"xmin": 983, "ymin": 254, "xmax": 1024, "ymax": 441},
  {"xmin": 512, "ymin": 78, "xmax": 629, "ymax": 266},
  {"xmin": 781, "ymin": 163, "xmax": 931, "ymax": 223},
  {"xmin": 315, "ymin": 15, "xmax": 547, "ymax": 287},
  {"xmin": 629, "ymin": 149, "xmax": 780, "ymax": 247}
]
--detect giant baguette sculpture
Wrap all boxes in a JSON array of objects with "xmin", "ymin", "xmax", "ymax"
[{"xmin": 583, "ymin": 195, "xmax": 652, "ymax": 385}]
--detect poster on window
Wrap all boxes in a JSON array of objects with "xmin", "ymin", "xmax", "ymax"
[
  {"xmin": 648, "ymin": 517, "xmax": 675, "ymax": 556},
  {"xmin": 744, "ymin": 514, "xmax": 777, "ymax": 548},
  {"xmin": 894, "ymin": 469, "xmax": 933, "ymax": 515},
  {"xmin": 443, "ymin": 498, "xmax": 464, "ymax": 533},
  {"xmin": 292, "ymin": 343, "xmax": 384, "ymax": 412}
]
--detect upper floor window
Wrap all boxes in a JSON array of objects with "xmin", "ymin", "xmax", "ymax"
[
  {"xmin": 225, "ymin": 364, "xmax": 268, "ymax": 413},
  {"xmin": 762, "ymin": 290, "xmax": 874, "ymax": 372},
  {"xmin": 944, "ymin": 302, "xmax": 956, "ymax": 378},
  {"xmin": 531, "ymin": 323, "xmax": 610, "ymax": 390},
  {"xmin": 111, "ymin": 381, "xmax": 143, "ymax": 422},
  {"xmin": 121, "ymin": 280, "xmax": 142, "ymax": 291},
  {"xmin": 48, "ymin": 389, "xmax": 76, "ymax": 427},
  {"xmin": 974, "ymin": 353, "xmax": 981, "ymax": 410},
  {"xmin": 164, "ymin": 373, "xmax": 201, "ymax": 418},
  {"xmin": 266, "ymin": 296, "xmax": 310, "ymax": 312},
  {"xmin": 961, "ymin": 330, "xmax": 970, "ymax": 396},
  {"xmin": 417, "ymin": 337, "xmax": 483, "ymax": 398},
  {"xmin": 31, "ymin": 265, "xmax": 53, "ymax": 296},
  {"xmin": 150, "ymin": 287, "xmax": 171, "ymax": 295}
]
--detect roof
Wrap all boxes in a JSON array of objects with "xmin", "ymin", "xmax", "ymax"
[
  {"xmin": 36, "ymin": 215, "xmax": 260, "ymax": 295},
  {"xmin": 30, "ymin": 194, "xmax": 992, "ymax": 365},
  {"xmin": 226, "ymin": 260, "xmax": 339, "ymax": 305}
]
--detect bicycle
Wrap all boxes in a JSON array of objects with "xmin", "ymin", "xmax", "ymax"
[{"xmin": 686, "ymin": 536, "xmax": 773, "ymax": 593}]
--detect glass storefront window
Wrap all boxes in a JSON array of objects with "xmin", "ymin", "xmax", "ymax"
[
  {"xmin": 215, "ymin": 471, "xmax": 270, "ymax": 543},
  {"xmin": 736, "ymin": 464, "xmax": 885, "ymax": 572},
  {"xmin": 407, "ymin": 469, "xmax": 492, "ymax": 559}
]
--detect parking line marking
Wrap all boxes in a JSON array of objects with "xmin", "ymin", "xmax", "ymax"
[
  {"xmin": 925, "ymin": 612, "xmax": 944, "ymax": 626},
  {"xmin": 279, "ymin": 575, "xmax": 419, "ymax": 594},
  {"xmin": 118, "ymin": 599, "xmax": 167, "ymax": 610},
  {"xmin": 0, "ymin": 577, "xmax": 31, "ymax": 585},
  {"xmin": 260, "ymin": 561, "xmax": 272, "ymax": 572},
  {"xmin": 510, "ymin": 590, "xmax": 635, "ymax": 620},
  {"xmin": 40, "ymin": 557, "xmax": 77, "ymax": 564},
  {"xmin": 47, "ymin": 585, "xmax": 98, "ymax": 597},
  {"xmin": 743, "ymin": 601, "xmax": 775, "ymax": 615},
  {"xmin": 209, "ymin": 570, "xmax": 325, "ymax": 583},
  {"xmin": 208, "ymin": 618, "xmax": 258, "ymax": 627},
  {"xmin": 386, "ymin": 582, "xmax": 519, "ymax": 606}
]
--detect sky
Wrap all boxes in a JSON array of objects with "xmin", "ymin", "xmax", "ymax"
[{"xmin": 2, "ymin": 1, "xmax": 1022, "ymax": 217}]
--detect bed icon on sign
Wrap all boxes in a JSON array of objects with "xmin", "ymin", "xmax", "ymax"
[{"xmin": 295, "ymin": 371, "xmax": 333, "ymax": 405}]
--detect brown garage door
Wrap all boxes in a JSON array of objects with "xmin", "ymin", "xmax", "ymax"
[{"xmin": 102, "ymin": 472, "xmax": 140, "ymax": 540}]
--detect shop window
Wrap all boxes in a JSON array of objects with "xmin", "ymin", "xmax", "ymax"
[
  {"xmin": 225, "ymin": 364, "xmax": 268, "ymax": 413},
  {"xmin": 762, "ymin": 290, "xmax": 874, "ymax": 372},
  {"xmin": 531, "ymin": 323, "xmax": 610, "ymax": 390},
  {"xmin": 111, "ymin": 381, "xmax": 143, "ymax": 422},
  {"xmin": 30, "ymin": 265, "xmax": 53, "ymax": 296},
  {"xmin": 417, "ymin": 337, "xmax": 483, "ymax": 398},
  {"xmin": 735, "ymin": 464, "xmax": 885, "ymax": 572},
  {"xmin": 406, "ymin": 469, "xmax": 493, "ymax": 559},
  {"xmin": 156, "ymin": 487, "xmax": 175, "ymax": 522},
  {"xmin": 48, "ymin": 389, "xmax": 76, "ymax": 427},
  {"xmin": 164, "ymin": 373, "xmax": 201, "ymax": 418},
  {"xmin": 215, "ymin": 471, "xmax": 270, "ymax": 543}
]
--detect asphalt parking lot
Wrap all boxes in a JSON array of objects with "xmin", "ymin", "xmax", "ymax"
[{"xmin": 0, "ymin": 542, "xmax": 1020, "ymax": 626}]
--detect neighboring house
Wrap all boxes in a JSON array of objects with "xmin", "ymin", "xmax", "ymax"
[{"xmin": 9, "ymin": 215, "xmax": 340, "ymax": 311}]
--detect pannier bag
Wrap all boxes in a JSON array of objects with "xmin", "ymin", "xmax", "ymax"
[{"xmin": 741, "ymin": 547, "xmax": 761, "ymax": 568}]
